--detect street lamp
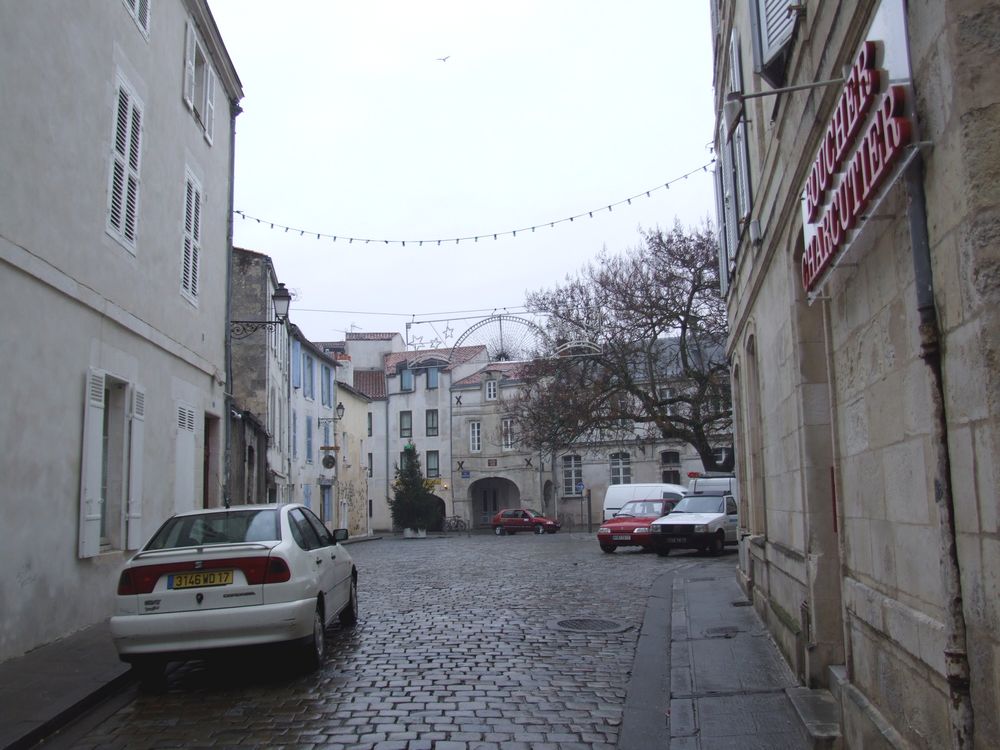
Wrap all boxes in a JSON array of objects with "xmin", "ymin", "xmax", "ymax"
[{"xmin": 230, "ymin": 282, "xmax": 292, "ymax": 339}]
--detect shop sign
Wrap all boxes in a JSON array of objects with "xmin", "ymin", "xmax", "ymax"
[{"xmin": 800, "ymin": 0, "xmax": 914, "ymax": 293}]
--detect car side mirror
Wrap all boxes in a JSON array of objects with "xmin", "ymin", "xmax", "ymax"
[{"xmin": 334, "ymin": 528, "xmax": 349, "ymax": 543}]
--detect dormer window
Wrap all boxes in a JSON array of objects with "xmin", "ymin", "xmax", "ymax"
[{"xmin": 485, "ymin": 380, "xmax": 498, "ymax": 401}]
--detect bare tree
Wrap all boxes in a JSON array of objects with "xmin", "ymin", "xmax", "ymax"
[{"xmin": 509, "ymin": 223, "xmax": 732, "ymax": 472}]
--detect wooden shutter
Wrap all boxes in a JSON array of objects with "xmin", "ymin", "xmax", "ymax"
[
  {"xmin": 204, "ymin": 67, "xmax": 216, "ymax": 144},
  {"xmin": 108, "ymin": 80, "xmax": 142, "ymax": 247},
  {"xmin": 730, "ymin": 33, "xmax": 753, "ymax": 228},
  {"xmin": 126, "ymin": 386, "xmax": 145, "ymax": 549},
  {"xmin": 79, "ymin": 369, "xmax": 105, "ymax": 558},
  {"xmin": 756, "ymin": 0, "xmax": 795, "ymax": 66},
  {"xmin": 182, "ymin": 174, "xmax": 202, "ymax": 299},
  {"xmin": 714, "ymin": 163, "xmax": 730, "ymax": 296},
  {"xmin": 174, "ymin": 404, "xmax": 197, "ymax": 513},
  {"xmin": 183, "ymin": 23, "xmax": 196, "ymax": 109}
]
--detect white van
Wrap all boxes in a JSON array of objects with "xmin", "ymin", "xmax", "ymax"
[
  {"xmin": 602, "ymin": 483, "xmax": 688, "ymax": 521},
  {"xmin": 688, "ymin": 475, "xmax": 739, "ymax": 505}
]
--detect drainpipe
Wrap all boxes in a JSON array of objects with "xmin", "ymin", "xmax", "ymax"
[
  {"xmin": 222, "ymin": 100, "xmax": 241, "ymax": 509},
  {"xmin": 904, "ymin": 152, "xmax": 973, "ymax": 748}
]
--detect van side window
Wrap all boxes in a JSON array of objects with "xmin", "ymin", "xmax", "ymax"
[{"xmin": 726, "ymin": 497, "xmax": 738, "ymax": 515}]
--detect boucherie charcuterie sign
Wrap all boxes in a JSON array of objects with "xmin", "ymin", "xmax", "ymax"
[{"xmin": 800, "ymin": 40, "xmax": 913, "ymax": 293}]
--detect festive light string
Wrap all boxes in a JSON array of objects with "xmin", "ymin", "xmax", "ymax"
[{"xmin": 234, "ymin": 160, "xmax": 715, "ymax": 247}]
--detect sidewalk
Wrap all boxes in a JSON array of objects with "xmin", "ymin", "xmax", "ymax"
[
  {"xmin": 621, "ymin": 565, "xmax": 836, "ymax": 749},
  {"xmin": 0, "ymin": 620, "xmax": 132, "ymax": 750}
]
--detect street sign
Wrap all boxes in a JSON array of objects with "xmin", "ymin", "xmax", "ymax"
[{"xmin": 576, "ymin": 482, "xmax": 584, "ymax": 494}]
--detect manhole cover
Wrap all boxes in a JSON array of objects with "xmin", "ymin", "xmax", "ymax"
[
  {"xmin": 553, "ymin": 618, "xmax": 630, "ymax": 633},
  {"xmin": 705, "ymin": 626, "xmax": 741, "ymax": 638}
]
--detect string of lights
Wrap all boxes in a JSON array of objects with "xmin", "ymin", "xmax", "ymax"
[{"xmin": 234, "ymin": 160, "xmax": 715, "ymax": 247}]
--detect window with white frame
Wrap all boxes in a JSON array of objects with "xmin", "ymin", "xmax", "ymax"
[
  {"xmin": 367, "ymin": 412, "xmax": 372, "ymax": 437},
  {"xmin": 305, "ymin": 417, "xmax": 313, "ymax": 463},
  {"xmin": 367, "ymin": 452, "xmax": 373, "ymax": 478},
  {"xmin": 485, "ymin": 380, "xmax": 498, "ymax": 400},
  {"xmin": 180, "ymin": 169, "xmax": 201, "ymax": 301},
  {"xmin": 470, "ymin": 421, "xmax": 482, "ymax": 452},
  {"xmin": 78, "ymin": 370, "xmax": 147, "ymax": 557},
  {"xmin": 183, "ymin": 22, "xmax": 216, "ymax": 143},
  {"xmin": 122, "ymin": 0, "xmax": 150, "ymax": 36},
  {"xmin": 426, "ymin": 366, "xmax": 439, "ymax": 389},
  {"xmin": 610, "ymin": 452, "xmax": 632, "ymax": 485},
  {"xmin": 399, "ymin": 410, "xmax": 412, "ymax": 438},
  {"xmin": 426, "ymin": 409, "xmax": 439, "ymax": 437},
  {"xmin": 292, "ymin": 410, "xmax": 298, "ymax": 459},
  {"xmin": 502, "ymin": 418, "xmax": 515, "ymax": 449},
  {"xmin": 562, "ymin": 455, "xmax": 582, "ymax": 496},
  {"xmin": 426, "ymin": 450, "xmax": 440, "ymax": 478},
  {"xmin": 106, "ymin": 74, "xmax": 143, "ymax": 251}
]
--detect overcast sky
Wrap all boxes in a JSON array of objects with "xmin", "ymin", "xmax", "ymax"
[{"xmin": 208, "ymin": 1, "xmax": 718, "ymax": 347}]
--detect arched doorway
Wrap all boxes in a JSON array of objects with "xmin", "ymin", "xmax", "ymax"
[
  {"xmin": 428, "ymin": 495, "xmax": 447, "ymax": 532},
  {"xmin": 468, "ymin": 477, "xmax": 521, "ymax": 528},
  {"xmin": 542, "ymin": 480, "xmax": 554, "ymax": 518}
]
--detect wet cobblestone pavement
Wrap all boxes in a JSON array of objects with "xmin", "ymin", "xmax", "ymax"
[{"xmin": 75, "ymin": 532, "xmax": 722, "ymax": 749}]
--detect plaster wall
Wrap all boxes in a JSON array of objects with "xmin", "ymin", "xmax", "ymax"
[{"xmin": 0, "ymin": 0, "xmax": 236, "ymax": 661}]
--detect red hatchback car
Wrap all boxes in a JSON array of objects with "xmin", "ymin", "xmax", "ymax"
[
  {"xmin": 597, "ymin": 498, "xmax": 681, "ymax": 553},
  {"xmin": 491, "ymin": 509, "xmax": 561, "ymax": 535}
]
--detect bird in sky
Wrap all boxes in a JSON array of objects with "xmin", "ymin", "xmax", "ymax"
[{"xmin": 436, "ymin": 55, "xmax": 450, "ymax": 62}]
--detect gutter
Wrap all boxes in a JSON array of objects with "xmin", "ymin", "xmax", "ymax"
[{"xmin": 904, "ymin": 152, "xmax": 973, "ymax": 748}]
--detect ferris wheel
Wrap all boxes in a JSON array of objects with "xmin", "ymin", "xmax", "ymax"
[{"xmin": 450, "ymin": 314, "xmax": 546, "ymax": 363}]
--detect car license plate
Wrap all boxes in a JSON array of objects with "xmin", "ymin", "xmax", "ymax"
[
  {"xmin": 612, "ymin": 535, "xmax": 632, "ymax": 541},
  {"xmin": 168, "ymin": 570, "xmax": 234, "ymax": 589},
  {"xmin": 666, "ymin": 537, "xmax": 687, "ymax": 544}
]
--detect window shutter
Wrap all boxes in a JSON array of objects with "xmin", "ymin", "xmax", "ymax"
[
  {"xmin": 292, "ymin": 340, "xmax": 302, "ymax": 387},
  {"xmin": 107, "ymin": 81, "xmax": 142, "ymax": 248},
  {"xmin": 183, "ymin": 23, "xmax": 196, "ymax": 109},
  {"xmin": 204, "ymin": 67, "xmax": 216, "ymax": 145},
  {"xmin": 126, "ymin": 386, "xmax": 145, "ymax": 549},
  {"xmin": 757, "ymin": 0, "xmax": 795, "ymax": 65},
  {"xmin": 181, "ymin": 175, "xmax": 201, "ymax": 299},
  {"xmin": 79, "ymin": 369, "xmax": 105, "ymax": 558},
  {"xmin": 136, "ymin": 0, "xmax": 150, "ymax": 33},
  {"xmin": 714, "ymin": 164, "xmax": 730, "ymax": 296},
  {"xmin": 174, "ymin": 404, "xmax": 197, "ymax": 513},
  {"xmin": 730, "ymin": 34, "xmax": 753, "ymax": 227},
  {"xmin": 750, "ymin": 0, "xmax": 796, "ymax": 88},
  {"xmin": 719, "ymin": 121, "xmax": 739, "ymax": 267}
]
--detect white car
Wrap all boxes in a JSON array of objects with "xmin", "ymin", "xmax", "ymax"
[
  {"xmin": 649, "ymin": 493, "xmax": 739, "ymax": 555},
  {"xmin": 110, "ymin": 503, "xmax": 357, "ymax": 684}
]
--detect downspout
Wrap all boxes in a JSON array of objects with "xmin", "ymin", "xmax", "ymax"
[
  {"xmin": 222, "ymin": 100, "xmax": 241, "ymax": 509},
  {"xmin": 384, "ymin": 393, "xmax": 391, "ymax": 527},
  {"xmin": 904, "ymin": 152, "xmax": 973, "ymax": 748}
]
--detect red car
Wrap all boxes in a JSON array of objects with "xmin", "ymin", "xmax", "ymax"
[
  {"xmin": 492, "ymin": 509, "xmax": 561, "ymax": 535},
  {"xmin": 597, "ymin": 498, "xmax": 681, "ymax": 553}
]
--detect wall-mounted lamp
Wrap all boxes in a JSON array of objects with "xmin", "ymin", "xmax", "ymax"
[
  {"xmin": 230, "ymin": 282, "xmax": 293, "ymax": 339},
  {"xmin": 723, "ymin": 77, "xmax": 845, "ymax": 142}
]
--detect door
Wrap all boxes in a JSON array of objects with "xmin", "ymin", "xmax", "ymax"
[
  {"xmin": 724, "ymin": 496, "xmax": 739, "ymax": 542},
  {"xmin": 301, "ymin": 508, "xmax": 351, "ymax": 618},
  {"xmin": 288, "ymin": 508, "xmax": 339, "ymax": 623}
]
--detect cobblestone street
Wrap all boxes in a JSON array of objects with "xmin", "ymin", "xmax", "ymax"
[{"xmin": 73, "ymin": 532, "xmax": 735, "ymax": 749}]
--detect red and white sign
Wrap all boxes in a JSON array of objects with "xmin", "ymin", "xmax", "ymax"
[{"xmin": 800, "ymin": 0, "xmax": 915, "ymax": 293}]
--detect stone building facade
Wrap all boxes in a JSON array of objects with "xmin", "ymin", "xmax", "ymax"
[{"xmin": 711, "ymin": 0, "xmax": 999, "ymax": 746}]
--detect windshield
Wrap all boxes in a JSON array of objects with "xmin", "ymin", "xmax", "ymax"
[
  {"xmin": 145, "ymin": 509, "xmax": 280, "ymax": 550},
  {"xmin": 670, "ymin": 495, "xmax": 725, "ymax": 514},
  {"xmin": 617, "ymin": 500, "xmax": 668, "ymax": 517}
]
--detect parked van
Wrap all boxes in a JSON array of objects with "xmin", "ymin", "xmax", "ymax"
[
  {"xmin": 688, "ymin": 475, "xmax": 739, "ymax": 505},
  {"xmin": 602, "ymin": 483, "xmax": 688, "ymax": 520}
]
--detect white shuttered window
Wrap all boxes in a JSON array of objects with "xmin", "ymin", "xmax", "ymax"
[
  {"xmin": 107, "ymin": 76, "xmax": 143, "ymax": 251},
  {"xmin": 181, "ymin": 170, "xmax": 202, "ymax": 302}
]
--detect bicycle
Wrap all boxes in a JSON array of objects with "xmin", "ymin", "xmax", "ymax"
[{"xmin": 444, "ymin": 515, "xmax": 467, "ymax": 532}]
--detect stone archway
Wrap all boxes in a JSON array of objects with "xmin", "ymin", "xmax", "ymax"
[
  {"xmin": 468, "ymin": 477, "xmax": 521, "ymax": 528},
  {"xmin": 428, "ymin": 495, "xmax": 447, "ymax": 532}
]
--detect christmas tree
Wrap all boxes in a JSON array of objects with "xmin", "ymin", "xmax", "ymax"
[{"xmin": 389, "ymin": 443, "xmax": 439, "ymax": 531}]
